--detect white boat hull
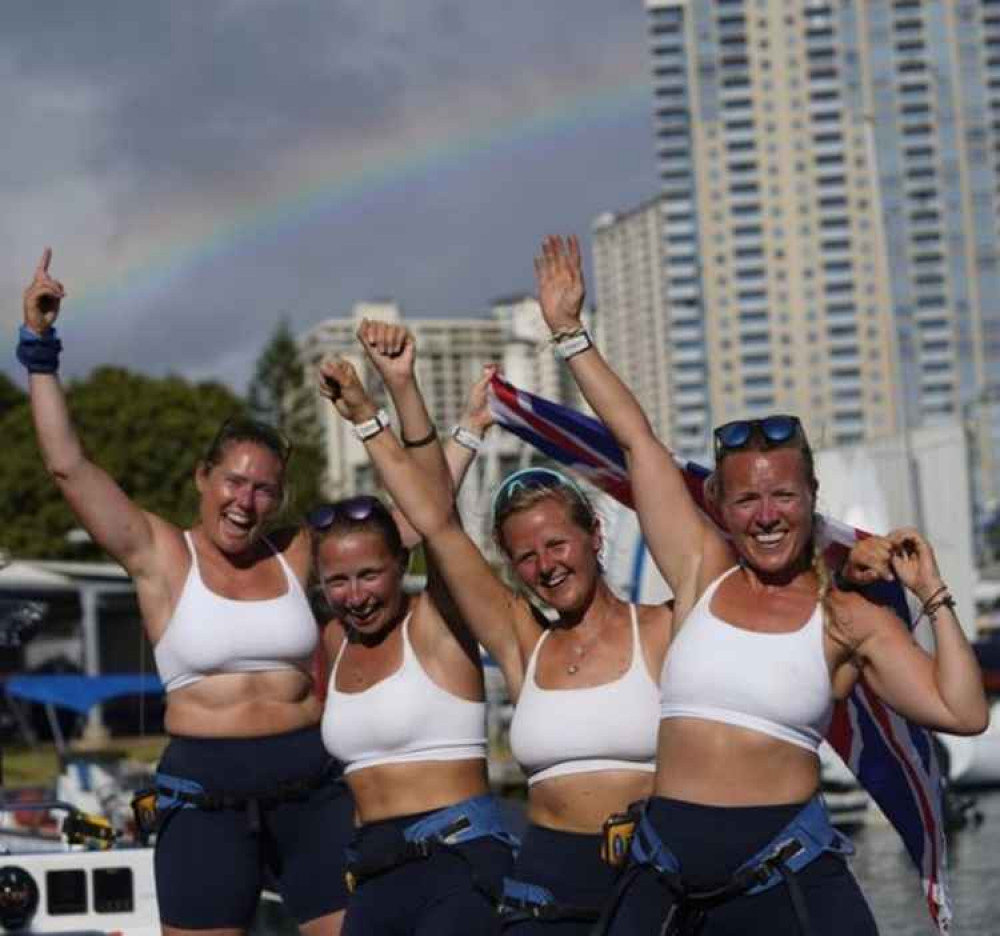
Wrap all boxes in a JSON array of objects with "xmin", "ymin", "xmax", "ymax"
[{"xmin": 0, "ymin": 845, "xmax": 159, "ymax": 935}]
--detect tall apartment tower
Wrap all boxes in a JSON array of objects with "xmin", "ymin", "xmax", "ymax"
[
  {"xmin": 592, "ymin": 196, "xmax": 677, "ymax": 446},
  {"xmin": 645, "ymin": 0, "xmax": 902, "ymax": 458},
  {"xmin": 645, "ymin": 0, "xmax": 1000, "ymax": 501}
]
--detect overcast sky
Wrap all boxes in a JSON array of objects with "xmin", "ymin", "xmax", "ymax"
[{"xmin": 3, "ymin": 1, "xmax": 659, "ymax": 392}]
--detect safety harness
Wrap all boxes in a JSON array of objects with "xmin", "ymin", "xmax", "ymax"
[
  {"xmin": 148, "ymin": 762, "xmax": 340, "ymax": 837},
  {"xmin": 592, "ymin": 796, "xmax": 853, "ymax": 936},
  {"xmin": 343, "ymin": 794, "xmax": 518, "ymax": 899}
]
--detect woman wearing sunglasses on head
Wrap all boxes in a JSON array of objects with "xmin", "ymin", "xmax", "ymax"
[
  {"xmin": 531, "ymin": 235, "xmax": 988, "ymax": 935},
  {"xmin": 318, "ymin": 349, "xmax": 672, "ymax": 935},
  {"xmin": 312, "ymin": 322, "xmax": 516, "ymax": 936},
  {"xmin": 20, "ymin": 250, "xmax": 354, "ymax": 936}
]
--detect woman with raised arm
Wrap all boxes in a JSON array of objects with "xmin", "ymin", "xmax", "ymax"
[
  {"xmin": 20, "ymin": 250, "xmax": 354, "ymax": 936},
  {"xmin": 532, "ymin": 235, "xmax": 989, "ymax": 935},
  {"xmin": 311, "ymin": 322, "xmax": 515, "ymax": 936},
  {"xmin": 317, "ymin": 347, "xmax": 672, "ymax": 935}
]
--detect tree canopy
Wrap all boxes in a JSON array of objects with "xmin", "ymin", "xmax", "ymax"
[
  {"xmin": 0, "ymin": 367, "xmax": 244, "ymax": 559},
  {"xmin": 247, "ymin": 318, "xmax": 326, "ymax": 519}
]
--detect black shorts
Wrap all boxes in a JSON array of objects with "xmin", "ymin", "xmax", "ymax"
[
  {"xmin": 503, "ymin": 823, "xmax": 619, "ymax": 934},
  {"xmin": 155, "ymin": 725, "xmax": 355, "ymax": 929},
  {"xmin": 342, "ymin": 804, "xmax": 515, "ymax": 936},
  {"xmin": 607, "ymin": 797, "xmax": 879, "ymax": 936}
]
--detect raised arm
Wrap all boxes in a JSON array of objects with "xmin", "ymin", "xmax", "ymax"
[
  {"xmin": 837, "ymin": 529, "xmax": 988, "ymax": 735},
  {"xmin": 318, "ymin": 356, "xmax": 538, "ymax": 698},
  {"xmin": 357, "ymin": 319, "xmax": 452, "ymax": 497},
  {"xmin": 534, "ymin": 235, "xmax": 730, "ymax": 601},
  {"xmin": 21, "ymin": 250, "xmax": 159, "ymax": 577}
]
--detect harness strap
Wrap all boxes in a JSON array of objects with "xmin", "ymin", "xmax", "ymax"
[
  {"xmin": 498, "ymin": 878, "xmax": 601, "ymax": 926},
  {"xmin": 594, "ymin": 796, "xmax": 849, "ymax": 936},
  {"xmin": 345, "ymin": 796, "xmax": 517, "ymax": 901},
  {"xmin": 155, "ymin": 763, "xmax": 338, "ymax": 812}
]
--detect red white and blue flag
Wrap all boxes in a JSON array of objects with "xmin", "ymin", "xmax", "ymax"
[{"xmin": 487, "ymin": 373, "xmax": 952, "ymax": 934}]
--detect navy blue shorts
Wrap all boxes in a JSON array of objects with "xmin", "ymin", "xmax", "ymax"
[
  {"xmin": 342, "ymin": 803, "xmax": 515, "ymax": 935},
  {"xmin": 503, "ymin": 823, "xmax": 619, "ymax": 934},
  {"xmin": 607, "ymin": 797, "xmax": 879, "ymax": 935},
  {"xmin": 155, "ymin": 726, "xmax": 354, "ymax": 929}
]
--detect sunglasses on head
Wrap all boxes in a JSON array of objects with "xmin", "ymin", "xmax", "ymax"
[
  {"xmin": 713, "ymin": 415, "xmax": 802, "ymax": 461},
  {"xmin": 490, "ymin": 467, "xmax": 586, "ymax": 521},
  {"xmin": 306, "ymin": 495, "xmax": 388, "ymax": 531}
]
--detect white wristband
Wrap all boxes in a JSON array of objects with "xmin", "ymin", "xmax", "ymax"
[
  {"xmin": 553, "ymin": 329, "xmax": 593, "ymax": 360},
  {"xmin": 352, "ymin": 408, "xmax": 391, "ymax": 442},
  {"xmin": 451, "ymin": 425, "xmax": 484, "ymax": 453}
]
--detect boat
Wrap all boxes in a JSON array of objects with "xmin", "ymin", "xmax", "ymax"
[{"xmin": 0, "ymin": 795, "xmax": 159, "ymax": 935}]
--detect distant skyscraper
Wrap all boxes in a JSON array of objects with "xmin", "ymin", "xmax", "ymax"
[
  {"xmin": 592, "ymin": 197, "xmax": 678, "ymax": 447},
  {"xmin": 641, "ymin": 0, "xmax": 1000, "ymax": 504}
]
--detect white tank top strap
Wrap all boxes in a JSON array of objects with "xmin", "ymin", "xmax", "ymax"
[
  {"xmin": 698, "ymin": 564, "xmax": 741, "ymax": 606},
  {"xmin": 523, "ymin": 628, "xmax": 553, "ymax": 687},
  {"xmin": 262, "ymin": 536, "xmax": 308, "ymax": 596},
  {"xmin": 182, "ymin": 530, "xmax": 199, "ymax": 570}
]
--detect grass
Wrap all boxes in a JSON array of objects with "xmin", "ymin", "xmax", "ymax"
[{"xmin": 2, "ymin": 735, "xmax": 169, "ymax": 789}]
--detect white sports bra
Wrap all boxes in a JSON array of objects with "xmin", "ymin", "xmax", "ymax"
[
  {"xmin": 510, "ymin": 605, "xmax": 660, "ymax": 786},
  {"xmin": 321, "ymin": 613, "xmax": 487, "ymax": 776},
  {"xmin": 154, "ymin": 532, "xmax": 317, "ymax": 693},
  {"xmin": 659, "ymin": 566, "xmax": 833, "ymax": 753}
]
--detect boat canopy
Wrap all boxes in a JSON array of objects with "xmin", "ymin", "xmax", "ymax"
[{"xmin": 4, "ymin": 674, "xmax": 163, "ymax": 715}]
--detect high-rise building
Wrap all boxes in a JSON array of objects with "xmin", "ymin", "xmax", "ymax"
[
  {"xmin": 642, "ymin": 0, "xmax": 1000, "ymax": 505},
  {"xmin": 645, "ymin": 0, "xmax": 902, "ymax": 458},
  {"xmin": 592, "ymin": 196, "xmax": 677, "ymax": 446}
]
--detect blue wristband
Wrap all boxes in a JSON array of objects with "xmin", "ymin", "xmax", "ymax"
[{"xmin": 16, "ymin": 324, "xmax": 62, "ymax": 374}]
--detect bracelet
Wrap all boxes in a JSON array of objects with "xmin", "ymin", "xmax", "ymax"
[
  {"xmin": 919, "ymin": 584, "xmax": 949, "ymax": 609},
  {"xmin": 924, "ymin": 594, "xmax": 956, "ymax": 622},
  {"xmin": 16, "ymin": 324, "xmax": 62, "ymax": 374},
  {"xmin": 401, "ymin": 426, "xmax": 437, "ymax": 448},
  {"xmin": 548, "ymin": 325, "xmax": 586, "ymax": 345},
  {"xmin": 451, "ymin": 425, "xmax": 484, "ymax": 453},
  {"xmin": 553, "ymin": 328, "xmax": 593, "ymax": 361}
]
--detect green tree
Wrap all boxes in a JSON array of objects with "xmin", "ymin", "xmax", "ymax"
[
  {"xmin": 247, "ymin": 319, "xmax": 326, "ymax": 520},
  {"xmin": 0, "ymin": 367, "xmax": 244, "ymax": 559},
  {"xmin": 0, "ymin": 374, "xmax": 26, "ymax": 418}
]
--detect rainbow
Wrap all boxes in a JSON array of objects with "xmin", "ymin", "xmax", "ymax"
[{"xmin": 73, "ymin": 77, "xmax": 651, "ymax": 313}]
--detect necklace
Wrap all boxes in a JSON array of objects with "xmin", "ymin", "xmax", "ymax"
[{"xmin": 565, "ymin": 631, "xmax": 602, "ymax": 675}]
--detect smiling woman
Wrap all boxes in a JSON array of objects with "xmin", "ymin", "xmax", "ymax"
[
  {"xmin": 533, "ymin": 234, "xmax": 988, "ymax": 936},
  {"xmin": 318, "ymin": 324, "xmax": 672, "ymax": 934},
  {"xmin": 19, "ymin": 249, "xmax": 355, "ymax": 936},
  {"xmin": 309, "ymin": 321, "xmax": 516, "ymax": 936}
]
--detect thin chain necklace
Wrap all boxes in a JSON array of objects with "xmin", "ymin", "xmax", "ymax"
[{"xmin": 564, "ymin": 613, "xmax": 609, "ymax": 676}]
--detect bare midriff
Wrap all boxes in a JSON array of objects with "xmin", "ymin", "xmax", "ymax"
[
  {"xmin": 653, "ymin": 718, "xmax": 821, "ymax": 806},
  {"xmin": 164, "ymin": 669, "xmax": 321, "ymax": 738},
  {"xmin": 347, "ymin": 758, "xmax": 490, "ymax": 824},
  {"xmin": 528, "ymin": 769, "xmax": 655, "ymax": 834}
]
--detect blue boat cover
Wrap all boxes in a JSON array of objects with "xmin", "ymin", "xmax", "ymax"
[{"xmin": 4, "ymin": 674, "xmax": 163, "ymax": 714}]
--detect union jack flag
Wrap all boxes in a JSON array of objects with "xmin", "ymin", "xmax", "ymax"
[{"xmin": 488, "ymin": 373, "xmax": 952, "ymax": 934}]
